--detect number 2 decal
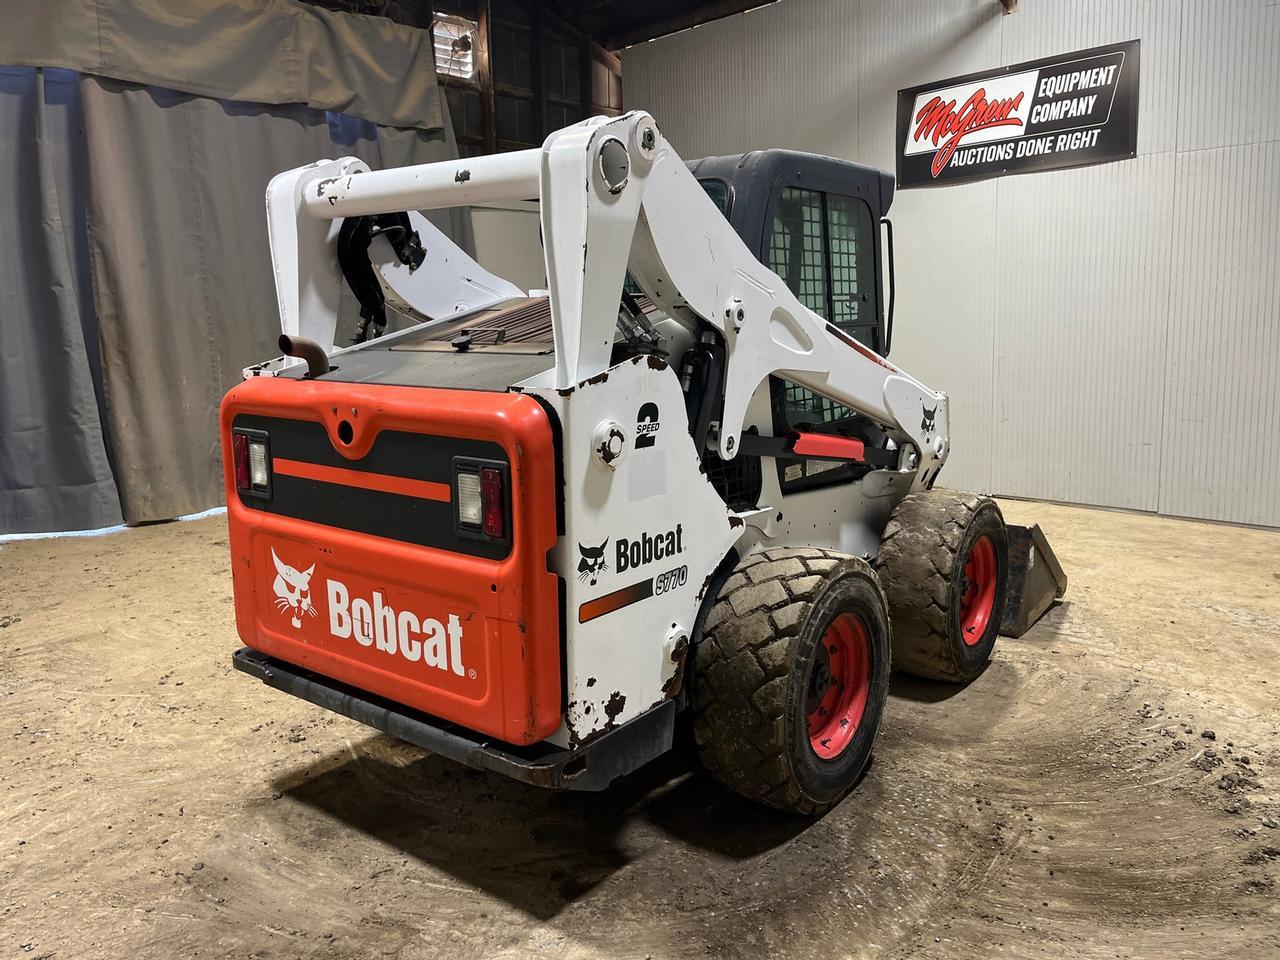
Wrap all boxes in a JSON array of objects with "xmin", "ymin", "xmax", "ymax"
[{"xmin": 636, "ymin": 402, "xmax": 660, "ymax": 450}]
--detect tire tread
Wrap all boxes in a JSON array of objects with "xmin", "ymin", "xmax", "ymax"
[
  {"xmin": 693, "ymin": 548, "xmax": 885, "ymax": 815},
  {"xmin": 874, "ymin": 491, "xmax": 998, "ymax": 681}
]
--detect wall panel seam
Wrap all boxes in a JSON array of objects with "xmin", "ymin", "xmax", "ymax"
[{"xmin": 1155, "ymin": 0, "xmax": 1188, "ymax": 516}]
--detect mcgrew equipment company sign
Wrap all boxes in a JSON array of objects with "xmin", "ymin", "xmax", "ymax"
[{"xmin": 897, "ymin": 40, "xmax": 1139, "ymax": 188}]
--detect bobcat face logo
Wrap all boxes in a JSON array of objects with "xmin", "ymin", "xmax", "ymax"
[
  {"xmin": 577, "ymin": 540, "xmax": 609, "ymax": 586},
  {"xmin": 272, "ymin": 549, "xmax": 317, "ymax": 629},
  {"xmin": 921, "ymin": 404, "xmax": 937, "ymax": 433}
]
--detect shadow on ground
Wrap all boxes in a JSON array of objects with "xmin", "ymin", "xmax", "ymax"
[
  {"xmin": 275, "ymin": 689, "xmax": 908, "ymax": 923},
  {"xmin": 275, "ymin": 735, "xmax": 831, "ymax": 919}
]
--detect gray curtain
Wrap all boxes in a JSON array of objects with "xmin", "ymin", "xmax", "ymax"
[
  {"xmin": 76, "ymin": 78, "xmax": 469, "ymax": 525},
  {"xmin": 0, "ymin": 0, "xmax": 444, "ymax": 132},
  {"xmin": 80, "ymin": 76, "xmax": 390, "ymax": 524},
  {"xmin": 0, "ymin": 68, "xmax": 122, "ymax": 533},
  {"xmin": 0, "ymin": 1, "xmax": 469, "ymax": 533}
]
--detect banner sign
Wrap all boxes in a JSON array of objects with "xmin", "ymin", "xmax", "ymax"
[{"xmin": 897, "ymin": 40, "xmax": 1139, "ymax": 188}]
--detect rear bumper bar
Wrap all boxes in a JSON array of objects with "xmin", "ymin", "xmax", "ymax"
[{"xmin": 232, "ymin": 648, "xmax": 674, "ymax": 791}]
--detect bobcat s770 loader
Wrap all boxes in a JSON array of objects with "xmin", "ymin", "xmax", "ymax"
[{"xmin": 225, "ymin": 111, "xmax": 1064, "ymax": 813}]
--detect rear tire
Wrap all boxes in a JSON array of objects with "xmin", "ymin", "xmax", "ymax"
[
  {"xmin": 875, "ymin": 491, "xmax": 1009, "ymax": 682},
  {"xmin": 691, "ymin": 548, "xmax": 891, "ymax": 815}
]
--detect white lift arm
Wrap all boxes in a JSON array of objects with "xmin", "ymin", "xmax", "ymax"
[
  {"xmin": 263, "ymin": 157, "xmax": 523, "ymax": 366},
  {"xmin": 265, "ymin": 112, "xmax": 949, "ymax": 471}
]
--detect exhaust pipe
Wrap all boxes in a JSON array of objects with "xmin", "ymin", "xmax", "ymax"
[{"xmin": 278, "ymin": 335, "xmax": 330, "ymax": 378}]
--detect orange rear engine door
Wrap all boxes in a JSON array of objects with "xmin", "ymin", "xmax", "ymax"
[{"xmin": 220, "ymin": 377, "xmax": 561, "ymax": 746}]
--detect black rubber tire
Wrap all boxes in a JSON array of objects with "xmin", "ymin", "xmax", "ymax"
[
  {"xmin": 691, "ymin": 548, "xmax": 891, "ymax": 815},
  {"xmin": 875, "ymin": 491, "xmax": 1009, "ymax": 682}
]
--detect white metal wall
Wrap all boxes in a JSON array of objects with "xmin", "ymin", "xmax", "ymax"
[{"xmin": 624, "ymin": 0, "xmax": 1280, "ymax": 527}]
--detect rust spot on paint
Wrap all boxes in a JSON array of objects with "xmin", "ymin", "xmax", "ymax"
[
  {"xmin": 661, "ymin": 633, "xmax": 689, "ymax": 698},
  {"xmin": 604, "ymin": 691, "xmax": 626, "ymax": 723},
  {"xmin": 697, "ymin": 569, "xmax": 717, "ymax": 603},
  {"xmin": 315, "ymin": 177, "xmax": 342, "ymax": 205},
  {"xmin": 596, "ymin": 426, "xmax": 625, "ymax": 465}
]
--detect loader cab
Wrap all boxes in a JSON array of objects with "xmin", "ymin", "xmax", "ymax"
[
  {"xmin": 688, "ymin": 151, "xmax": 898, "ymax": 494},
  {"xmin": 687, "ymin": 150, "xmax": 896, "ymax": 356}
]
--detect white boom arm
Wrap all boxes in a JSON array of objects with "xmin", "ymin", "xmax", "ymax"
[{"xmin": 265, "ymin": 112, "xmax": 949, "ymax": 471}]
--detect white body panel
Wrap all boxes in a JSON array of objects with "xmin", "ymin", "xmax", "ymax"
[{"xmin": 534, "ymin": 357, "xmax": 741, "ymax": 745}]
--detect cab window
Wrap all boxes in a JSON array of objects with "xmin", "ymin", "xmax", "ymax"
[
  {"xmin": 767, "ymin": 186, "xmax": 877, "ymax": 347},
  {"xmin": 767, "ymin": 186, "xmax": 879, "ymax": 492},
  {"xmin": 699, "ymin": 178, "xmax": 729, "ymax": 213}
]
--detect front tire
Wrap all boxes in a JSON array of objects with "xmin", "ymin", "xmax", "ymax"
[
  {"xmin": 692, "ymin": 549, "xmax": 891, "ymax": 815},
  {"xmin": 875, "ymin": 491, "xmax": 1009, "ymax": 682}
]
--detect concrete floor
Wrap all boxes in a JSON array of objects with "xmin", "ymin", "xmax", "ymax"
[{"xmin": 1, "ymin": 499, "xmax": 1277, "ymax": 959}]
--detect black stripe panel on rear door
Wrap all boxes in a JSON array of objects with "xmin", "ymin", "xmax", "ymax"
[{"xmin": 232, "ymin": 414, "xmax": 510, "ymax": 560}]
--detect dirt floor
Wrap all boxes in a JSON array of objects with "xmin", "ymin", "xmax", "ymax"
[{"xmin": 1, "ymin": 499, "xmax": 1278, "ymax": 959}]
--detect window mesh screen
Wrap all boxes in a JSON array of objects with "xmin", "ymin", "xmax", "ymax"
[
  {"xmin": 777, "ymin": 379, "xmax": 855, "ymax": 426},
  {"xmin": 827, "ymin": 194, "xmax": 860, "ymax": 329},
  {"xmin": 768, "ymin": 188, "xmax": 879, "ymax": 426},
  {"xmin": 768, "ymin": 188, "xmax": 827, "ymax": 314},
  {"xmin": 827, "ymin": 194, "xmax": 875, "ymax": 346}
]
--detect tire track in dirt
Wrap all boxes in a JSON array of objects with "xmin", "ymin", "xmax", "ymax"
[{"xmin": 1, "ymin": 505, "xmax": 1277, "ymax": 959}]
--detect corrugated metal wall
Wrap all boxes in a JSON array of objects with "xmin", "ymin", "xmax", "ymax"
[{"xmin": 624, "ymin": 0, "xmax": 1280, "ymax": 527}]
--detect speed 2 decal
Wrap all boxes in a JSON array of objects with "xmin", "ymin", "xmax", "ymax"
[{"xmin": 636, "ymin": 402, "xmax": 660, "ymax": 449}]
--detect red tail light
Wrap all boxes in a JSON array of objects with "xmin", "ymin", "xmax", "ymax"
[
  {"xmin": 480, "ymin": 467, "xmax": 505, "ymax": 538},
  {"xmin": 232, "ymin": 432, "xmax": 250, "ymax": 490},
  {"xmin": 231, "ymin": 428, "xmax": 272, "ymax": 497}
]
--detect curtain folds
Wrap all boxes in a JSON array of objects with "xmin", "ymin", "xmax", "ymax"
[
  {"xmin": 80, "ymin": 77, "xmax": 386, "ymax": 524},
  {"xmin": 1, "ymin": 2, "xmax": 470, "ymax": 533},
  {"xmin": 0, "ymin": 68, "xmax": 123, "ymax": 533},
  {"xmin": 0, "ymin": 0, "xmax": 444, "ymax": 132}
]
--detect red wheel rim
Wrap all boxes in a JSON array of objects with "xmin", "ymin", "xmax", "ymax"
[
  {"xmin": 805, "ymin": 613, "xmax": 871, "ymax": 760},
  {"xmin": 959, "ymin": 534, "xmax": 997, "ymax": 646}
]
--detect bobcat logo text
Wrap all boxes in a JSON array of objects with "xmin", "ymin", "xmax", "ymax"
[{"xmin": 267, "ymin": 547, "xmax": 471, "ymax": 678}]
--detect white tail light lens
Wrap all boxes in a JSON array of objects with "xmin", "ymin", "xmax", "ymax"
[
  {"xmin": 248, "ymin": 441, "xmax": 269, "ymax": 488},
  {"xmin": 457, "ymin": 471, "xmax": 482, "ymax": 526}
]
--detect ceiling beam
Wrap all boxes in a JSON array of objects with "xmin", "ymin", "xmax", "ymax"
[
  {"xmin": 601, "ymin": 0, "xmax": 779, "ymax": 50},
  {"xmin": 554, "ymin": 0, "xmax": 615, "ymax": 15}
]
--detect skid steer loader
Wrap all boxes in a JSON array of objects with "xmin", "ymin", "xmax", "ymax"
[{"xmin": 224, "ymin": 111, "xmax": 1064, "ymax": 813}]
